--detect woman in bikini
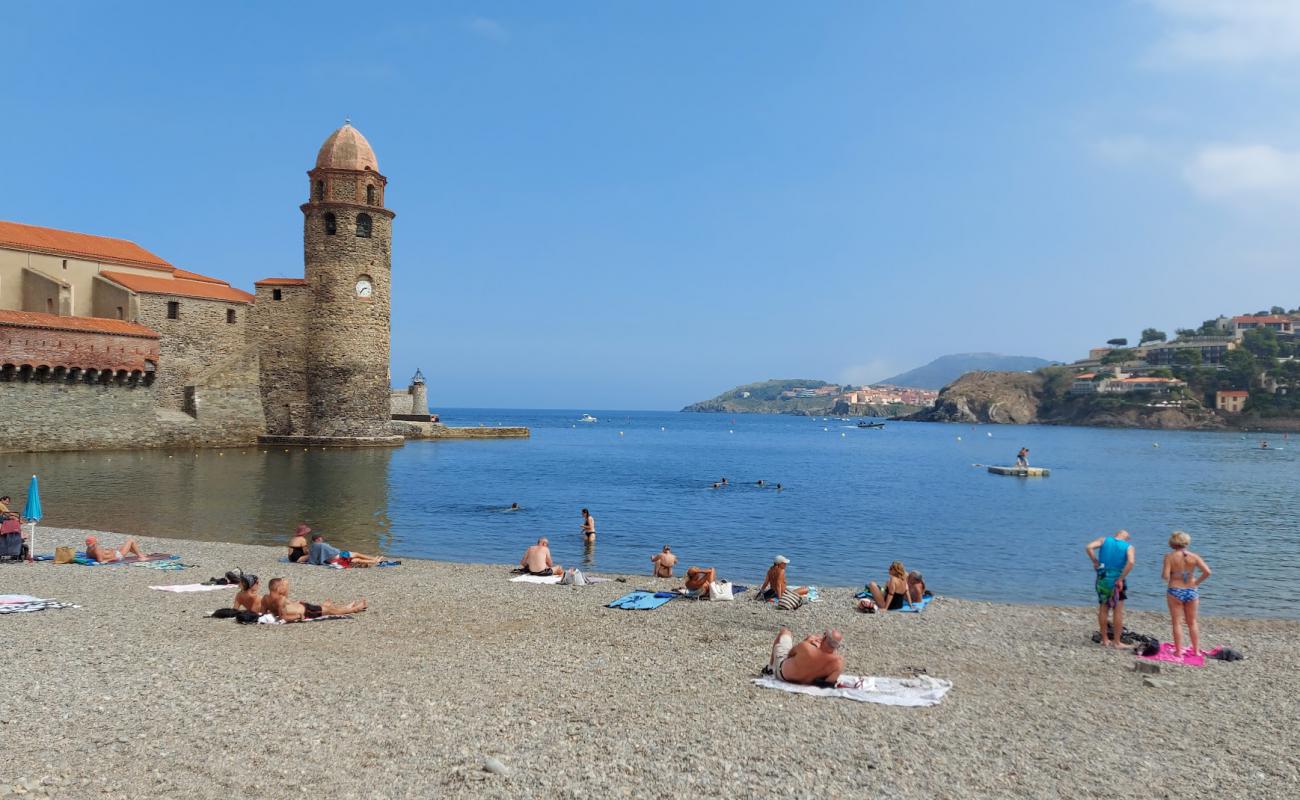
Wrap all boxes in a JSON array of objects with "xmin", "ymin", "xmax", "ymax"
[
  {"xmin": 866, "ymin": 561, "xmax": 911, "ymax": 611},
  {"xmin": 286, "ymin": 523, "xmax": 311, "ymax": 563},
  {"xmin": 1162, "ymin": 530, "xmax": 1211, "ymax": 656}
]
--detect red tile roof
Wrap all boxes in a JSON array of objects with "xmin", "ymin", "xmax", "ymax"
[
  {"xmin": 172, "ymin": 268, "xmax": 226, "ymax": 284},
  {"xmin": 1233, "ymin": 315, "xmax": 1291, "ymax": 324},
  {"xmin": 0, "ymin": 309, "xmax": 159, "ymax": 339},
  {"xmin": 254, "ymin": 277, "xmax": 309, "ymax": 286},
  {"xmin": 1218, "ymin": 390, "xmax": 1249, "ymax": 397},
  {"xmin": 0, "ymin": 220, "xmax": 172, "ymax": 272},
  {"xmin": 99, "ymin": 270, "xmax": 254, "ymax": 304}
]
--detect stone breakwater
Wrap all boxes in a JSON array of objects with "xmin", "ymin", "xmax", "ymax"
[{"xmin": 1, "ymin": 528, "xmax": 1295, "ymax": 799}]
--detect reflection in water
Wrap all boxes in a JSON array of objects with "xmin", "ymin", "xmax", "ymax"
[{"xmin": 583, "ymin": 538, "xmax": 595, "ymax": 566}]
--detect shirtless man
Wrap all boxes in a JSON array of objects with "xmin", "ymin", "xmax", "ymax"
[
  {"xmin": 756, "ymin": 555, "xmax": 789, "ymax": 601},
  {"xmin": 519, "ymin": 537, "xmax": 562, "ymax": 576},
  {"xmin": 683, "ymin": 566, "xmax": 716, "ymax": 598},
  {"xmin": 767, "ymin": 627, "xmax": 845, "ymax": 686},
  {"xmin": 262, "ymin": 577, "xmax": 366, "ymax": 621},
  {"xmin": 650, "ymin": 545, "xmax": 678, "ymax": 578},
  {"xmin": 85, "ymin": 534, "xmax": 146, "ymax": 562},
  {"xmin": 580, "ymin": 508, "xmax": 596, "ymax": 541},
  {"xmin": 233, "ymin": 574, "xmax": 263, "ymax": 613}
]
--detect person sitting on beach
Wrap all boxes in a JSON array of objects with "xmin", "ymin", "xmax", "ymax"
[
  {"xmin": 766, "ymin": 627, "xmax": 844, "ymax": 686},
  {"xmin": 0, "ymin": 496, "xmax": 17, "ymax": 520},
  {"xmin": 757, "ymin": 555, "xmax": 790, "ymax": 601},
  {"xmin": 1162, "ymin": 531, "xmax": 1211, "ymax": 656},
  {"xmin": 580, "ymin": 508, "xmax": 596, "ymax": 541},
  {"xmin": 233, "ymin": 574, "xmax": 264, "ymax": 613},
  {"xmin": 262, "ymin": 577, "xmax": 366, "ymax": 622},
  {"xmin": 519, "ymin": 537, "xmax": 562, "ymax": 576},
  {"xmin": 865, "ymin": 561, "xmax": 911, "ymax": 611},
  {"xmin": 683, "ymin": 566, "xmax": 716, "ymax": 598},
  {"xmin": 307, "ymin": 533, "xmax": 382, "ymax": 568},
  {"xmin": 650, "ymin": 545, "xmax": 678, "ymax": 578},
  {"xmin": 287, "ymin": 523, "xmax": 311, "ymax": 563},
  {"xmin": 907, "ymin": 570, "xmax": 928, "ymax": 603},
  {"xmin": 85, "ymin": 534, "xmax": 146, "ymax": 563},
  {"xmin": 1086, "ymin": 530, "xmax": 1135, "ymax": 648}
]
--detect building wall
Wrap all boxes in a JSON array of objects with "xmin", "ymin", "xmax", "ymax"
[
  {"xmin": 390, "ymin": 390, "xmax": 414, "ymax": 415},
  {"xmin": 136, "ymin": 293, "xmax": 258, "ymax": 413},
  {"xmin": 90, "ymin": 275, "xmax": 137, "ymax": 321},
  {"xmin": 0, "ymin": 246, "xmax": 167, "ymax": 317},
  {"xmin": 0, "ymin": 323, "xmax": 158, "ymax": 372},
  {"xmin": 253, "ymin": 284, "xmax": 311, "ymax": 435},
  {"xmin": 21, "ymin": 267, "xmax": 69, "ymax": 316}
]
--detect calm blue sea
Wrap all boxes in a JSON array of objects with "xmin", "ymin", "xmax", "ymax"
[{"xmin": 5, "ymin": 409, "xmax": 1296, "ymax": 618}]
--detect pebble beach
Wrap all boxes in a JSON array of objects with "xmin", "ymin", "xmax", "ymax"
[{"xmin": 2, "ymin": 528, "xmax": 1297, "ymax": 799}]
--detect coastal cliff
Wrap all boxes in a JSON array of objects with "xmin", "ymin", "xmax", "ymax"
[{"xmin": 908, "ymin": 369, "xmax": 1226, "ymax": 430}]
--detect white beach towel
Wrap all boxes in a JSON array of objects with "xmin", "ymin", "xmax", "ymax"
[
  {"xmin": 751, "ymin": 674, "xmax": 952, "ymax": 707},
  {"xmin": 0, "ymin": 594, "xmax": 42, "ymax": 604},
  {"xmin": 149, "ymin": 584, "xmax": 237, "ymax": 593},
  {"xmin": 510, "ymin": 574, "xmax": 562, "ymax": 584}
]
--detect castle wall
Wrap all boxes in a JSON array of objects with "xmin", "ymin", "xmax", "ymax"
[
  {"xmin": 90, "ymin": 276, "xmax": 137, "ymax": 321},
  {"xmin": 21, "ymin": 267, "xmax": 69, "ymax": 316},
  {"xmin": 390, "ymin": 390, "xmax": 414, "ymax": 416},
  {"xmin": 137, "ymin": 293, "xmax": 257, "ymax": 412},
  {"xmin": 0, "ymin": 246, "xmax": 170, "ymax": 317},
  {"xmin": 253, "ymin": 284, "xmax": 310, "ymax": 435},
  {"xmin": 0, "ymin": 323, "xmax": 158, "ymax": 373}
]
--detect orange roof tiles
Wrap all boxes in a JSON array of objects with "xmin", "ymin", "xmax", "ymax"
[
  {"xmin": 172, "ymin": 268, "xmax": 226, "ymax": 284},
  {"xmin": 1218, "ymin": 390, "xmax": 1249, "ymax": 397},
  {"xmin": 100, "ymin": 270, "xmax": 254, "ymax": 304},
  {"xmin": 254, "ymin": 277, "xmax": 308, "ymax": 286},
  {"xmin": 0, "ymin": 220, "xmax": 172, "ymax": 272},
  {"xmin": 1233, "ymin": 315, "xmax": 1291, "ymax": 324},
  {"xmin": 0, "ymin": 309, "xmax": 160, "ymax": 339}
]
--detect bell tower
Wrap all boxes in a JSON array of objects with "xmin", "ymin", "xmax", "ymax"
[{"xmin": 302, "ymin": 120, "xmax": 396, "ymax": 437}]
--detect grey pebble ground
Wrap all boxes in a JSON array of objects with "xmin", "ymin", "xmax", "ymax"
[{"xmin": 1, "ymin": 528, "xmax": 1297, "ymax": 799}]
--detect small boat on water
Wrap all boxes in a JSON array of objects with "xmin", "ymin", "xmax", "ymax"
[
  {"xmin": 988, "ymin": 465, "xmax": 1050, "ymax": 477},
  {"xmin": 857, "ymin": 421, "xmax": 885, "ymax": 429},
  {"xmin": 578, "ymin": 414, "xmax": 598, "ymax": 423}
]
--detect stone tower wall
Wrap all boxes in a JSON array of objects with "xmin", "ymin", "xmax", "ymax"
[
  {"xmin": 411, "ymin": 380, "xmax": 429, "ymax": 416},
  {"xmin": 136, "ymin": 294, "xmax": 258, "ymax": 413},
  {"xmin": 253, "ymin": 283, "xmax": 311, "ymax": 435},
  {"xmin": 302, "ymin": 200, "xmax": 395, "ymax": 437}
]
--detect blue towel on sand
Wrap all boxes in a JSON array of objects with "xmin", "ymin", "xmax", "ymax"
[
  {"xmin": 607, "ymin": 590, "xmax": 675, "ymax": 611},
  {"xmin": 854, "ymin": 590, "xmax": 934, "ymax": 612}
]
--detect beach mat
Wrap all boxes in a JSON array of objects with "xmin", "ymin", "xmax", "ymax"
[
  {"xmin": 132, "ymin": 559, "xmax": 193, "ymax": 571},
  {"xmin": 607, "ymin": 590, "xmax": 675, "ymax": 610},
  {"xmin": 0, "ymin": 596, "xmax": 80, "ymax": 614},
  {"xmin": 895, "ymin": 594, "xmax": 934, "ymax": 613},
  {"xmin": 72, "ymin": 552, "xmax": 177, "ymax": 566},
  {"xmin": 1136, "ymin": 643, "xmax": 1221, "ymax": 668},
  {"xmin": 751, "ymin": 674, "xmax": 953, "ymax": 706},
  {"xmin": 149, "ymin": 583, "xmax": 236, "ymax": 593},
  {"xmin": 510, "ymin": 574, "xmax": 562, "ymax": 584},
  {"xmin": 264, "ymin": 614, "xmax": 352, "ymax": 625}
]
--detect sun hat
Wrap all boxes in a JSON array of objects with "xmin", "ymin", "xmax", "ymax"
[{"xmin": 774, "ymin": 555, "xmax": 789, "ymax": 565}]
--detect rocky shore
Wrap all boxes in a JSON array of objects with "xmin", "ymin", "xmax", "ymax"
[{"xmin": 1, "ymin": 528, "xmax": 1296, "ymax": 799}]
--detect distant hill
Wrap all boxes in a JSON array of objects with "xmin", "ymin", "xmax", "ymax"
[
  {"xmin": 879, "ymin": 353, "xmax": 1053, "ymax": 390},
  {"xmin": 681, "ymin": 379, "xmax": 836, "ymax": 414}
]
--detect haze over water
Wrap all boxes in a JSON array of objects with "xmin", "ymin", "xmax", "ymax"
[{"xmin": 6, "ymin": 409, "xmax": 1295, "ymax": 619}]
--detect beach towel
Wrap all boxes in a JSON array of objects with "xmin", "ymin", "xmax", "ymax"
[
  {"xmin": 133, "ymin": 560, "xmax": 193, "ymax": 571},
  {"xmin": 895, "ymin": 594, "xmax": 934, "ymax": 613},
  {"xmin": 751, "ymin": 674, "xmax": 953, "ymax": 707},
  {"xmin": 0, "ymin": 597, "xmax": 79, "ymax": 614},
  {"xmin": 1136, "ymin": 643, "xmax": 1223, "ymax": 668},
  {"xmin": 256, "ymin": 613, "xmax": 353, "ymax": 625},
  {"xmin": 149, "ymin": 584, "xmax": 237, "ymax": 593},
  {"xmin": 607, "ymin": 590, "xmax": 676, "ymax": 610},
  {"xmin": 510, "ymin": 574, "xmax": 562, "ymax": 584},
  {"xmin": 71, "ymin": 552, "xmax": 178, "ymax": 566}
]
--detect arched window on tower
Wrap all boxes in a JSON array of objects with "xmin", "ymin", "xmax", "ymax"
[
  {"xmin": 314, "ymin": 180, "xmax": 324, "ymax": 200},
  {"xmin": 356, "ymin": 213, "xmax": 372, "ymax": 238},
  {"xmin": 366, "ymin": 184, "xmax": 376, "ymax": 204},
  {"xmin": 324, "ymin": 212, "xmax": 337, "ymax": 236}
]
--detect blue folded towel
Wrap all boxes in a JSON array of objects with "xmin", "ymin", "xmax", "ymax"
[{"xmin": 607, "ymin": 590, "xmax": 675, "ymax": 611}]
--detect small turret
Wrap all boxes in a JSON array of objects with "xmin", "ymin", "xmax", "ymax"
[{"xmin": 410, "ymin": 368, "xmax": 429, "ymax": 417}]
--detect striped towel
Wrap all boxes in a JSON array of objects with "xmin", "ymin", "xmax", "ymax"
[
  {"xmin": 0, "ymin": 598, "xmax": 80, "ymax": 614},
  {"xmin": 777, "ymin": 589, "xmax": 805, "ymax": 611}
]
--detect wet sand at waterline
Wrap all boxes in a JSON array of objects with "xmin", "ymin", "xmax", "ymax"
[{"xmin": 1, "ymin": 528, "xmax": 1296, "ymax": 799}]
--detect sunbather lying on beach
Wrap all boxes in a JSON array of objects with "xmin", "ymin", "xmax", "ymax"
[
  {"xmin": 307, "ymin": 533, "xmax": 382, "ymax": 568},
  {"xmin": 84, "ymin": 535, "xmax": 146, "ymax": 563},
  {"xmin": 683, "ymin": 566, "xmax": 716, "ymax": 598},
  {"xmin": 651, "ymin": 545, "xmax": 677, "ymax": 577},
  {"xmin": 865, "ymin": 561, "xmax": 911, "ymax": 611},
  {"xmin": 519, "ymin": 537, "xmax": 562, "ymax": 576},
  {"xmin": 766, "ymin": 627, "xmax": 844, "ymax": 686},
  {"xmin": 262, "ymin": 577, "xmax": 366, "ymax": 621},
  {"xmin": 233, "ymin": 574, "xmax": 263, "ymax": 613}
]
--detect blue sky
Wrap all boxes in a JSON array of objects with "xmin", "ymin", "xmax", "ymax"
[{"xmin": 4, "ymin": 1, "xmax": 1300, "ymax": 409}]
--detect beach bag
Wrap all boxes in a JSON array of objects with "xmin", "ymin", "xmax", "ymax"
[
  {"xmin": 777, "ymin": 589, "xmax": 805, "ymax": 611},
  {"xmin": 709, "ymin": 581, "xmax": 734, "ymax": 601},
  {"xmin": 54, "ymin": 546, "xmax": 75, "ymax": 565},
  {"xmin": 560, "ymin": 568, "xmax": 587, "ymax": 586},
  {"xmin": 0, "ymin": 517, "xmax": 20, "ymax": 535}
]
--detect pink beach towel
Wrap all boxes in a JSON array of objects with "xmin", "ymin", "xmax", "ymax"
[{"xmin": 1136, "ymin": 643, "xmax": 1222, "ymax": 668}]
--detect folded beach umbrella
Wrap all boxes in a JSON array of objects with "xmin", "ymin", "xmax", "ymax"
[{"xmin": 23, "ymin": 475, "xmax": 41, "ymax": 561}]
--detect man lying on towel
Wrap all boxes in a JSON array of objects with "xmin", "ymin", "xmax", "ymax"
[
  {"xmin": 85, "ymin": 535, "xmax": 146, "ymax": 562},
  {"xmin": 766, "ymin": 627, "xmax": 844, "ymax": 686},
  {"xmin": 262, "ymin": 577, "xmax": 366, "ymax": 621},
  {"xmin": 307, "ymin": 533, "xmax": 382, "ymax": 568},
  {"xmin": 518, "ymin": 537, "xmax": 563, "ymax": 576}
]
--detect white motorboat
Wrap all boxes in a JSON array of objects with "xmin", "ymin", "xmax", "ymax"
[{"xmin": 579, "ymin": 414, "xmax": 598, "ymax": 423}]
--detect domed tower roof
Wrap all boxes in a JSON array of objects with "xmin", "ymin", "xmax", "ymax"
[{"xmin": 315, "ymin": 120, "xmax": 379, "ymax": 172}]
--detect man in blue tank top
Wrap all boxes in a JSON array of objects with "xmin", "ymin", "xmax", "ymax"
[{"xmin": 1085, "ymin": 530, "xmax": 1135, "ymax": 648}]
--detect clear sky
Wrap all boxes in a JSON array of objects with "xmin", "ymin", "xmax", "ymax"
[{"xmin": 4, "ymin": 1, "xmax": 1300, "ymax": 409}]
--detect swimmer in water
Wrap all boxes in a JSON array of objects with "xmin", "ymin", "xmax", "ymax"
[
  {"xmin": 1261, "ymin": 440, "xmax": 1270, "ymax": 450},
  {"xmin": 756, "ymin": 479, "xmax": 765, "ymax": 487},
  {"xmin": 720, "ymin": 477, "xmax": 728, "ymax": 486},
  {"xmin": 775, "ymin": 483, "xmax": 783, "ymax": 491},
  {"xmin": 711, "ymin": 483, "xmax": 721, "ymax": 489},
  {"xmin": 508, "ymin": 503, "xmax": 520, "ymax": 511}
]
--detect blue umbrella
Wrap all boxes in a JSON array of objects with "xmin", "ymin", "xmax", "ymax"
[{"xmin": 22, "ymin": 475, "xmax": 40, "ymax": 562}]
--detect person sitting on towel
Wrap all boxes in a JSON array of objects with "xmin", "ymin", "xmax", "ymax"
[
  {"xmin": 85, "ymin": 534, "xmax": 146, "ymax": 563},
  {"xmin": 233, "ymin": 573, "xmax": 264, "ymax": 613},
  {"xmin": 683, "ymin": 566, "xmax": 716, "ymax": 598},
  {"xmin": 756, "ymin": 555, "xmax": 790, "ymax": 601},
  {"xmin": 866, "ymin": 561, "xmax": 912, "ymax": 611},
  {"xmin": 287, "ymin": 523, "xmax": 312, "ymax": 563},
  {"xmin": 907, "ymin": 570, "xmax": 928, "ymax": 603},
  {"xmin": 767, "ymin": 627, "xmax": 844, "ymax": 686},
  {"xmin": 650, "ymin": 544, "xmax": 678, "ymax": 578},
  {"xmin": 262, "ymin": 577, "xmax": 366, "ymax": 621},
  {"xmin": 307, "ymin": 533, "xmax": 382, "ymax": 568},
  {"xmin": 519, "ymin": 537, "xmax": 562, "ymax": 576}
]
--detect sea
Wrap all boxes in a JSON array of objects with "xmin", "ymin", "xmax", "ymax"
[{"xmin": 4, "ymin": 409, "xmax": 1296, "ymax": 618}]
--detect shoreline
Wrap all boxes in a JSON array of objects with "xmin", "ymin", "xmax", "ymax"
[{"xmin": 2, "ymin": 527, "xmax": 1297, "ymax": 798}]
